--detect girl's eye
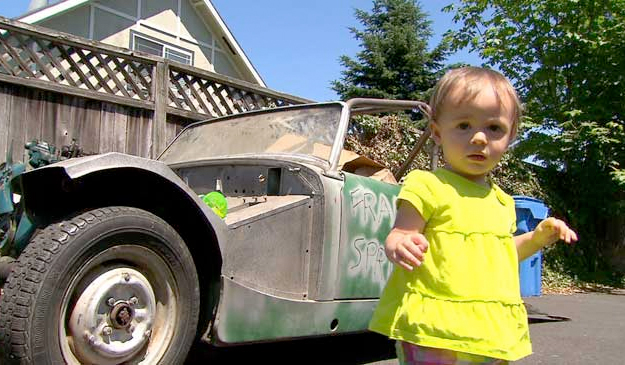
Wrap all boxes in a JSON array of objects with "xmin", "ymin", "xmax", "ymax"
[
  {"xmin": 488, "ymin": 124, "xmax": 503, "ymax": 132},
  {"xmin": 457, "ymin": 122, "xmax": 470, "ymax": 130}
]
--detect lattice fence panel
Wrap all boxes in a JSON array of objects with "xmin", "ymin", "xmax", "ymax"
[
  {"xmin": 0, "ymin": 30, "xmax": 154, "ymax": 101},
  {"xmin": 0, "ymin": 18, "xmax": 310, "ymax": 122},
  {"xmin": 168, "ymin": 68, "xmax": 300, "ymax": 118}
]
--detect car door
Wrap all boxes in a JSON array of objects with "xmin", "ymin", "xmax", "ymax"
[{"xmin": 335, "ymin": 172, "xmax": 400, "ymax": 299}]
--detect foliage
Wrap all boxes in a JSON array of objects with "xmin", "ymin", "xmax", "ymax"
[
  {"xmin": 332, "ymin": 0, "xmax": 452, "ymax": 101},
  {"xmin": 490, "ymin": 153, "xmax": 544, "ymax": 198},
  {"xmin": 345, "ymin": 114, "xmax": 431, "ymax": 175},
  {"xmin": 444, "ymin": 0, "xmax": 625, "ymax": 280}
]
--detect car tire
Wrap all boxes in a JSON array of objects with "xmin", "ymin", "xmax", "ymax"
[{"xmin": 0, "ymin": 206, "xmax": 200, "ymax": 364}]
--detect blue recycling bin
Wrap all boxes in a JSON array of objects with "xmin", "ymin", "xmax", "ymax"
[{"xmin": 513, "ymin": 196, "xmax": 549, "ymax": 297}]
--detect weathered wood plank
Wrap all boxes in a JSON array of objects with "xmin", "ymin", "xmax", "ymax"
[
  {"xmin": 151, "ymin": 62, "xmax": 168, "ymax": 158},
  {"xmin": 0, "ymin": 72, "xmax": 154, "ymax": 111},
  {"xmin": 9, "ymin": 87, "xmax": 29, "ymax": 163},
  {"xmin": 164, "ymin": 119, "xmax": 178, "ymax": 149},
  {"xmin": 55, "ymin": 94, "xmax": 74, "ymax": 149},
  {"xmin": 99, "ymin": 102, "xmax": 117, "ymax": 153},
  {"xmin": 24, "ymin": 88, "xmax": 44, "ymax": 143},
  {"xmin": 67, "ymin": 96, "xmax": 87, "ymax": 149},
  {"xmin": 0, "ymin": 84, "xmax": 12, "ymax": 159},
  {"xmin": 40, "ymin": 91, "xmax": 61, "ymax": 146},
  {"xmin": 114, "ymin": 104, "xmax": 128, "ymax": 153},
  {"xmin": 166, "ymin": 106, "xmax": 211, "ymax": 122},
  {"xmin": 126, "ymin": 108, "xmax": 152, "ymax": 158},
  {"xmin": 76, "ymin": 98, "xmax": 101, "ymax": 154}
]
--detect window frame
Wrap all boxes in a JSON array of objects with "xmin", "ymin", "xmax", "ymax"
[{"xmin": 130, "ymin": 30, "xmax": 194, "ymax": 66}]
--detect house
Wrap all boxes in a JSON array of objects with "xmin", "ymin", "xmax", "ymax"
[{"xmin": 18, "ymin": 0, "xmax": 265, "ymax": 87}]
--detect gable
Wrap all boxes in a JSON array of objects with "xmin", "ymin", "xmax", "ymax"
[{"xmin": 18, "ymin": 0, "xmax": 265, "ymax": 86}]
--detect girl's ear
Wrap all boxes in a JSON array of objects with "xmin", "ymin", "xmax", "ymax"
[
  {"xmin": 429, "ymin": 121, "xmax": 442, "ymax": 145},
  {"xmin": 509, "ymin": 128, "xmax": 517, "ymax": 146}
]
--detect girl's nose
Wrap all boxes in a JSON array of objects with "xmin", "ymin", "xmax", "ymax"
[{"xmin": 470, "ymin": 131, "xmax": 487, "ymax": 145}]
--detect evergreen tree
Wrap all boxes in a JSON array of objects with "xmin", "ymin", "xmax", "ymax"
[{"xmin": 332, "ymin": 0, "xmax": 450, "ymax": 101}]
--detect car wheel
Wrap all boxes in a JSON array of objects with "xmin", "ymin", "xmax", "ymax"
[{"xmin": 0, "ymin": 206, "xmax": 200, "ymax": 364}]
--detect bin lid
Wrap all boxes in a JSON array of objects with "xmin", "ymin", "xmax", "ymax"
[{"xmin": 513, "ymin": 196, "xmax": 549, "ymax": 220}]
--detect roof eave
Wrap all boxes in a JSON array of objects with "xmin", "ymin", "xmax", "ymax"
[
  {"xmin": 17, "ymin": 0, "xmax": 90, "ymax": 24},
  {"xmin": 199, "ymin": 0, "xmax": 266, "ymax": 87}
]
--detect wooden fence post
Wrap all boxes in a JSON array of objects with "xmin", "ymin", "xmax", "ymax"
[{"xmin": 151, "ymin": 60, "xmax": 168, "ymax": 159}]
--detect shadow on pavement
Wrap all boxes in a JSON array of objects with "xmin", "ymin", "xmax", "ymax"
[
  {"xmin": 185, "ymin": 332, "xmax": 396, "ymax": 364},
  {"xmin": 525, "ymin": 302, "xmax": 572, "ymax": 324}
]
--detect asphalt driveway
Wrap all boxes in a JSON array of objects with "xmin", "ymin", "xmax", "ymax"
[
  {"xmin": 184, "ymin": 291, "xmax": 625, "ymax": 364},
  {"xmin": 517, "ymin": 291, "xmax": 625, "ymax": 364}
]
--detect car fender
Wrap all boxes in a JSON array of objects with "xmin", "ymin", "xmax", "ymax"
[{"xmin": 15, "ymin": 152, "xmax": 227, "ymax": 259}]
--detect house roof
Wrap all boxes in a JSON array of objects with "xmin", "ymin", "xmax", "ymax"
[{"xmin": 17, "ymin": 0, "xmax": 266, "ymax": 87}]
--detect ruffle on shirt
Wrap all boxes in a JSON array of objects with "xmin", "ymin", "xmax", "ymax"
[
  {"xmin": 413, "ymin": 230, "xmax": 521, "ymax": 302},
  {"xmin": 369, "ymin": 289, "xmax": 532, "ymax": 361}
]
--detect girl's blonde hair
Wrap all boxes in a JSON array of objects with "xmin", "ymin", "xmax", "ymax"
[{"xmin": 429, "ymin": 67, "xmax": 522, "ymax": 138}]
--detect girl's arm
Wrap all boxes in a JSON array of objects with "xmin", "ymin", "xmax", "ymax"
[
  {"xmin": 385, "ymin": 201, "xmax": 429, "ymax": 271},
  {"xmin": 515, "ymin": 217, "xmax": 578, "ymax": 261}
]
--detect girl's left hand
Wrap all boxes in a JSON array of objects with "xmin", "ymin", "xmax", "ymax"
[{"xmin": 533, "ymin": 217, "xmax": 578, "ymax": 247}]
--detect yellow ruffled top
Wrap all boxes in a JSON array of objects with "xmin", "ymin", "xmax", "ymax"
[{"xmin": 369, "ymin": 168, "xmax": 532, "ymax": 361}]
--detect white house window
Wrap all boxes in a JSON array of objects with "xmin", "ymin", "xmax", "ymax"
[
  {"xmin": 164, "ymin": 48, "xmax": 191, "ymax": 65},
  {"xmin": 131, "ymin": 32, "xmax": 193, "ymax": 65}
]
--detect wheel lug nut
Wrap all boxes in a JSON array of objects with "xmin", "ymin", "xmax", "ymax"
[
  {"xmin": 106, "ymin": 298, "xmax": 116, "ymax": 306},
  {"xmin": 84, "ymin": 332, "xmax": 96, "ymax": 346},
  {"xmin": 102, "ymin": 326, "xmax": 112, "ymax": 336},
  {"xmin": 129, "ymin": 296, "xmax": 138, "ymax": 306}
]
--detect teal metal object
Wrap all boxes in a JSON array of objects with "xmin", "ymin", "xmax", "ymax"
[
  {"xmin": 0, "ymin": 151, "xmax": 26, "ymax": 254},
  {"xmin": 0, "ymin": 140, "xmax": 73, "ymax": 255},
  {"xmin": 0, "ymin": 161, "xmax": 25, "ymax": 215},
  {"xmin": 24, "ymin": 140, "xmax": 60, "ymax": 168}
]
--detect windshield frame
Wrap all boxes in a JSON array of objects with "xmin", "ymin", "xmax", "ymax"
[
  {"xmin": 158, "ymin": 101, "xmax": 346, "ymax": 170},
  {"xmin": 158, "ymin": 98, "xmax": 431, "ymax": 178}
]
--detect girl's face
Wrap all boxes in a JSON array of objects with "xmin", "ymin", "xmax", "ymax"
[{"xmin": 430, "ymin": 79, "xmax": 515, "ymax": 186}]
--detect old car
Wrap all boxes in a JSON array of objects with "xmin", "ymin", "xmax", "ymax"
[{"xmin": 0, "ymin": 98, "xmax": 430, "ymax": 364}]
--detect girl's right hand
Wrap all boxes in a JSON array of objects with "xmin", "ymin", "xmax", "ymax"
[{"xmin": 385, "ymin": 230, "xmax": 429, "ymax": 271}]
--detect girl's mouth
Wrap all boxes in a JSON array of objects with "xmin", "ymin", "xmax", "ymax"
[{"xmin": 468, "ymin": 154, "xmax": 486, "ymax": 161}]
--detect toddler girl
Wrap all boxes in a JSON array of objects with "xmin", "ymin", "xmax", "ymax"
[{"xmin": 369, "ymin": 67, "xmax": 577, "ymax": 364}]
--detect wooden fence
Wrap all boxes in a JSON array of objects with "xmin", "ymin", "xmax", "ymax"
[{"xmin": 0, "ymin": 16, "xmax": 311, "ymax": 162}]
